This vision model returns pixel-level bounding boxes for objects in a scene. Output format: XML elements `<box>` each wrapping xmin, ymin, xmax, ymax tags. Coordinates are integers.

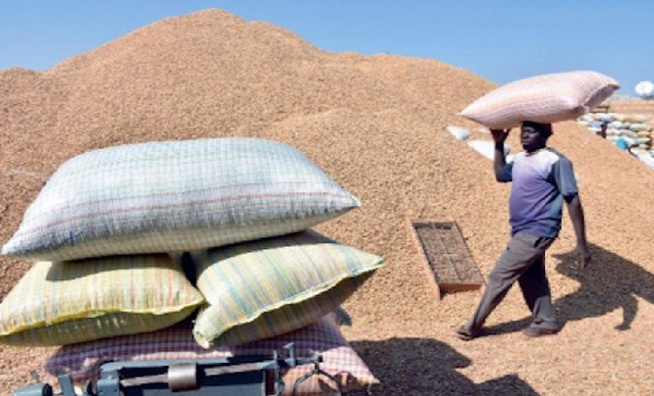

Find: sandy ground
<box><xmin>2</xmin><ymin>9</ymin><xmax>654</xmax><ymax>395</ymax></box>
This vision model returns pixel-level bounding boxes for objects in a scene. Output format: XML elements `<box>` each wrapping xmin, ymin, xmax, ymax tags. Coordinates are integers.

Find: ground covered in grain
<box><xmin>1</xmin><ymin>9</ymin><xmax>653</xmax><ymax>396</ymax></box>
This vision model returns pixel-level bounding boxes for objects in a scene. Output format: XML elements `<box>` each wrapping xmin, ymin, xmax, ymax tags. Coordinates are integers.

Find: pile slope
<box><xmin>611</xmin><ymin>99</ymin><xmax>654</xmax><ymax>115</ymax></box>
<box><xmin>1</xmin><ymin>9</ymin><xmax>653</xmax><ymax>395</ymax></box>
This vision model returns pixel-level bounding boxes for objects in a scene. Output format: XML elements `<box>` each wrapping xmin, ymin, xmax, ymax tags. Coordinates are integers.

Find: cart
<box><xmin>12</xmin><ymin>343</ymin><xmax>342</xmax><ymax>396</ymax></box>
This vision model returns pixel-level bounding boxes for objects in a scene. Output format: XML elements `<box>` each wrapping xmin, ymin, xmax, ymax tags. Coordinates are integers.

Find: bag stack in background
<box><xmin>0</xmin><ymin>137</ymin><xmax>384</xmax><ymax>395</ymax></box>
<box><xmin>577</xmin><ymin>112</ymin><xmax>654</xmax><ymax>170</ymax></box>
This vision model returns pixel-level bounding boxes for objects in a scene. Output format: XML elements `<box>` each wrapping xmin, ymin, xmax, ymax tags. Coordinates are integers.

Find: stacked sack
<box><xmin>577</xmin><ymin>112</ymin><xmax>654</xmax><ymax>170</ymax></box>
<box><xmin>578</xmin><ymin>112</ymin><xmax>653</xmax><ymax>152</ymax></box>
<box><xmin>0</xmin><ymin>138</ymin><xmax>384</xmax><ymax>395</ymax></box>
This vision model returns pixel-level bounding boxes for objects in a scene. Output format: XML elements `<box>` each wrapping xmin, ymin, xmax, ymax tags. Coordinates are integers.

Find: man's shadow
<box><xmin>349</xmin><ymin>338</ymin><xmax>539</xmax><ymax>396</ymax></box>
<box><xmin>487</xmin><ymin>243</ymin><xmax>654</xmax><ymax>334</ymax></box>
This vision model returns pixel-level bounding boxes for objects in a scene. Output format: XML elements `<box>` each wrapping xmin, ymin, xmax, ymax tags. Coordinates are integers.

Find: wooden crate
<box><xmin>409</xmin><ymin>220</ymin><xmax>484</xmax><ymax>299</ymax></box>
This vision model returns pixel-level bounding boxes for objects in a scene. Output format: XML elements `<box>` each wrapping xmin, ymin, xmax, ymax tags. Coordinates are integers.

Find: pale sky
<box><xmin>1</xmin><ymin>1</ymin><xmax>652</xmax><ymax>96</ymax></box>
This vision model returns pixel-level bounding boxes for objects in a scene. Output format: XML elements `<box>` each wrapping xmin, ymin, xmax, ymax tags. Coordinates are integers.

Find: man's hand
<box><xmin>491</xmin><ymin>129</ymin><xmax>510</xmax><ymax>143</ymax></box>
<box><xmin>566</xmin><ymin>195</ymin><xmax>590</xmax><ymax>269</ymax></box>
<box><xmin>576</xmin><ymin>244</ymin><xmax>591</xmax><ymax>269</ymax></box>
<box><xmin>491</xmin><ymin>129</ymin><xmax>510</xmax><ymax>181</ymax></box>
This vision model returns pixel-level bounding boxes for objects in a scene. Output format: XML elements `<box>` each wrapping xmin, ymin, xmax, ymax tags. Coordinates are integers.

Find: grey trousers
<box><xmin>466</xmin><ymin>232</ymin><xmax>558</xmax><ymax>331</ymax></box>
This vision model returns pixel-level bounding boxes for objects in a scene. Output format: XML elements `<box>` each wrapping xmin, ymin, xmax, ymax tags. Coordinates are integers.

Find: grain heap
<box><xmin>2</xmin><ymin>9</ymin><xmax>654</xmax><ymax>396</ymax></box>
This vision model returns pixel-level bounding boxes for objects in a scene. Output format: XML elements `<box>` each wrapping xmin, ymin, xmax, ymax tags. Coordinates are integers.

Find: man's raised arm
<box><xmin>491</xmin><ymin>129</ymin><xmax>510</xmax><ymax>181</ymax></box>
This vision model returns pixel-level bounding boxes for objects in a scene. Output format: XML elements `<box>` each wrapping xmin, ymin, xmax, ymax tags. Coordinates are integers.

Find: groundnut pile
<box><xmin>2</xmin><ymin>9</ymin><xmax>654</xmax><ymax>396</ymax></box>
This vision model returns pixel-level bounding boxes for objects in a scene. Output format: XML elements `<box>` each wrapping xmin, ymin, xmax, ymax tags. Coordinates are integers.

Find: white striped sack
<box><xmin>2</xmin><ymin>138</ymin><xmax>360</xmax><ymax>261</ymax></box>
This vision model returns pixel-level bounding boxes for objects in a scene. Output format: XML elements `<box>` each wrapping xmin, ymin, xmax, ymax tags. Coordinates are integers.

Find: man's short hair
<box><xmin>522</xmin><ymin>121</ymin><xmax>553</xmax><ymax>137</ymax></box>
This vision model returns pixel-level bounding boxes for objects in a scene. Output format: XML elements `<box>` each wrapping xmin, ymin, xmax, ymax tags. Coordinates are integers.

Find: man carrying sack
<box><xmin>457</xmin><ymin>121</ymin><xmax>591</xmax><ymax>340</ymax></box>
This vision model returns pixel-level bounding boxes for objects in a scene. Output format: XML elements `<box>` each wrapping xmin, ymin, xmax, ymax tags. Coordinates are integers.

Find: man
<box><xmin>598</xmin><ymin>120</ymin><xmax>608</xmax><ymax>139</ymax></box>
<box><xmin>457</xmin><ymin>121</ymin><xmax>591</xmax><ymax>340</ymax></box>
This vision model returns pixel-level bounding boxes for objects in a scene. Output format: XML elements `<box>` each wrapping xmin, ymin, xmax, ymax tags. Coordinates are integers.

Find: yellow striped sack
<box><xmin>0</xmin><ymin>254</ymin><xmax>204</xmax><ymax>346</ymax></box>
<box><xmin>191</xmin><ymin>231</ymin><xmax>385</xmax><ymax>348</ymax></box>
<box><xmin>460</xmin><ymin>71</ymin><xmax>620</xmax><ymax>129</ymax></box>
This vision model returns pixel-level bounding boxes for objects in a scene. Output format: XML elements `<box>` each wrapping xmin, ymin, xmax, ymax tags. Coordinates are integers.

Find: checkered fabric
<box><xmin>2</xmin><ymin>138</ymin><xmax>360</xmax><ymax>261</ymax></box>
<box><xmin>460</xmin><ymin>71</ymin><xmax>619</xmax><ymax>129</ymax></box>
<box><xmin>45</xmin><ymin>314</ymin><xmax>379</xmax><ymax>396</ymax></box>
<box><xmin>0</xmin><ymin>255</ymin><xmax>204</xmax><ymax>346</ymax></box>
<box><xmin>191</xmin><ymin>231</ymin><xmax>384</xmax><ymax>348</ymax></box>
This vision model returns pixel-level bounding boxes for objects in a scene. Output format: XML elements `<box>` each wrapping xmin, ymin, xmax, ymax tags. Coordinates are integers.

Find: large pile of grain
<box><xmin>2</xmin><ymin>9</ymin><xmax>654</xmax><ymax>395</ymax></box>
<box><xmin>611</xmin><ymin>99</ymin><xmax>654</xmax><ymax>115</ymax></box>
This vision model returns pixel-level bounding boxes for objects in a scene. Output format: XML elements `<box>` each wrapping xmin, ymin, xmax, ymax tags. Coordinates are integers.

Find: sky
<box><xmin>1</xmin><ymin>1</ymin><xmax>652</xmax><ymax>96</ymax></box>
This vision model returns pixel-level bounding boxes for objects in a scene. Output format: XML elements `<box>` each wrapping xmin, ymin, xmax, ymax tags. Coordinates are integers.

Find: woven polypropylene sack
<box><xmin>191</xmin><ymin>231</ymin><xmax>384</xmax><ymax>348</ymax></box>
<box><xmin>446</xmin><ymin>126</ymin><xmax>470</xmax><ymax>141</ymax></box>
<box><xmin>630</xmin><ymin>123</ymin><xmax>652</xmax><ymax>132</ymax></box>
<box><xmin>45</xmin><ymin>314</ymin><xmax>378</xmax><ymax>396</ymax></box>
<box><xmin>460</xmin><ymin>71</ymin><xmax>620</xmax><ymax>129</ymax></box>
<box><xmin>2</xmin><ymin>138</ymin><xmax>360</xmax><ymax>261</ymax></box>
<box><xmin>467</xmin><ymin>140</ymin><xmax>511</xmax><ymax>161</ymax></box>
<box><xmin>0</xmin><ymin>255</ymin><xmax>204</xmax><ymax>346</ymax></box>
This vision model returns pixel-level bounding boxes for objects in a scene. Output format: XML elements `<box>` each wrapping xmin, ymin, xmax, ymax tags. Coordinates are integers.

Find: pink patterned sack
<box><xmin>45</xmin><ymin>314</ymin><xmax>378</xmax><ymax>395</ymax></box>
<box><xmin>460</xmin><ymin>71</ymin><xmax>620</xmax><ymax>129</ymax></box>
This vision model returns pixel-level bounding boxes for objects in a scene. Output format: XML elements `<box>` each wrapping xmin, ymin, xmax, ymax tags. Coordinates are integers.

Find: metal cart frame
<box><xmin>12</xmin><ymin>343</ymin><xmax>343</xmax><ymax>396</ymax></box>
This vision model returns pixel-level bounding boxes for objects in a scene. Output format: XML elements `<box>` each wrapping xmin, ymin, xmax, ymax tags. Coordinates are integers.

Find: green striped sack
<box><xmin>2</xmin><ymin>138</ymin><xmax>360</xmax><ymax>261</ymax></box>
<box><xmin>191</xmin><ymin>231</ymin><xmax>384</xmax><ymax>348</ymax></box>
<box><xmin>0</xmin><ymin>255</ymin><xmax>204</xmax><ymax>346</ymax></box>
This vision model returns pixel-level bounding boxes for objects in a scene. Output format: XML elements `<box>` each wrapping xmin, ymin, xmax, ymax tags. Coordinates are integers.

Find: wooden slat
<box><xmin>409</xmin><ymin>220</ymin><xmax>484</xmax><ymax>299</ymax></box>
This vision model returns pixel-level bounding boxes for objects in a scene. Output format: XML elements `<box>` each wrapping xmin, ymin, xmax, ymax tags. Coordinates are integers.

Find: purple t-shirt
<box><xmin>499</xmin><ymin>148</ymin><xmax>578</xmax><ymax>238</ymax></box>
